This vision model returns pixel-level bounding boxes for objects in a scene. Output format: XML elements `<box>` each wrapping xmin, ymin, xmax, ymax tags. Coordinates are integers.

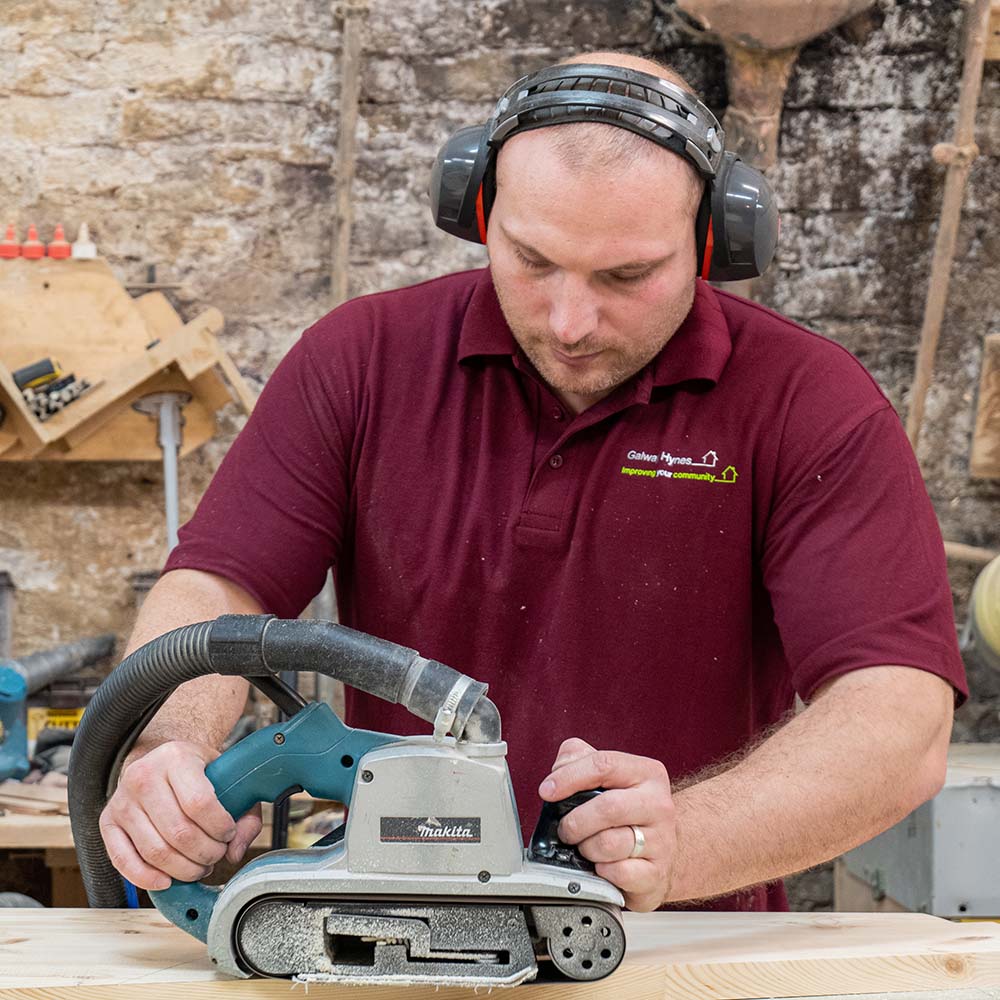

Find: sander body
<box><xmin>69</xmin><ymin>616</ymin><xmax>626</xmax><ymax>987</ymax></box>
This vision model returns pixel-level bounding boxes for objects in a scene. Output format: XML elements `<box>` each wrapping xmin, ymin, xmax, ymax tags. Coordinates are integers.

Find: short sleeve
<box><xmin>761</xmin><ymin>404</ymin><xmax>967</xmax><ymax>703</ymax></box>
<box><xmin>163</xmin><ymin>308</ymin><xmax>367</xmax><ymax>619</ymax></box>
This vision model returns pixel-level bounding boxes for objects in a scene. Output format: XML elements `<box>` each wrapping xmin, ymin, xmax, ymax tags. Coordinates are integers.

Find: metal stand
<box><xmin>132</xmin><ymin>391</ymin><xmax>192</xmax><ymax>552</ymax></box>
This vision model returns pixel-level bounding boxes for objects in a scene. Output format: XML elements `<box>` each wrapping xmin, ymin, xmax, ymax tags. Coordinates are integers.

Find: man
<box><xmin>99</xmin><ymin>52</ymin><xmax>965</xmax><ymax>913</ymax></box>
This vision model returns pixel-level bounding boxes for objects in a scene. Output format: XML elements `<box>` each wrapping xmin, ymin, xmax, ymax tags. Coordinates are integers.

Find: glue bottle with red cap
<box><xmin>47</xmin><ymin>224</ymin><xmax>71</xmax><ymax>259</ymax></box>
<box><xmin>21</xmin><ymin>225</ymin><xmax>44</xmax><ymax>260</ymax></box>
<box><xmin>0</xmin><ymin>225</ymin><xmax>19</xmax><ymax>259</ymax></box>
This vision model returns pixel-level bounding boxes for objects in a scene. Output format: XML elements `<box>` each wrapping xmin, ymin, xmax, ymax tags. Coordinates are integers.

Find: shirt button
<box><xmin>552</xmin><ymin>407</ymin><xmax>564</xmax><ymax>421</ymax></box>
<box><xmin>549</xmin><ymin>454</ymin><xmax>564</xmax><ymax>469</ymax></box>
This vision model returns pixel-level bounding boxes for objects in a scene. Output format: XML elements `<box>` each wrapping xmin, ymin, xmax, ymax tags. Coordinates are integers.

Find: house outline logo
<box><xmin>618</xmin><ymin>446</ymin><xmax>740</xmax><ymax>487</ymax></box>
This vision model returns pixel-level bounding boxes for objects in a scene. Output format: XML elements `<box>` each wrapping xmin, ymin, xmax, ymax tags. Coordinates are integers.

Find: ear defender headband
<box><xmin>429</xmin><ymin>64</ymin><xmax>779</xmax><ymax>282</ymax></box>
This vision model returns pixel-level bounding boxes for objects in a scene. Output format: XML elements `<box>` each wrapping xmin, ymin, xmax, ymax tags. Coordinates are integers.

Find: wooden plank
<box><xmin>0</xmin><ymin>258</ymin><xmax>155</xmax><ymax>375</ymax></box>
<box><xmin>987</xmin><ymin>0</ymin><xmax>1000</xmax><ymax>61</ymax></box>
<box><xmin>133</xmin><ymin>292</ymin><xmax>184</xmax><ymax>340</ymax></box>
<box><xmin>189</xmin><ymin>369</ymin><xmax>236</xmax><ymax>413</ymax></box>
<box><xmin>1</xmin><ymin>910</ymin><xmax>1000</xmax><ymax>998</ymax></box>
<box><xmin>52</xmin><ymin>369</ymin><xmax>218</xmax><ymax>460</ymax></box>
<box><xmin>135</xmin><ymin>298</ymin><xmax>251</xmax><ymax>414</ymax></box>
<box><xmin>0</xmin><ymin>787</ymin><xmax>69</xmax><ymax>815</ymax></box>
<box><xmin>0</xmin><ymin>796</ymin><xmax>61</xmax><ymax>815</ymax></box>
<box><xmin>0</xmin><ymin>781</ymin><xmax>69</xmax><ymax>805</ymax></box>
<box><xmin>214</xmin><ymin>350</ymin><xmax>255</xmax><ymax>413</ymax></box>
<box><xmin>0</xmin><ymin>362</ymin><xmax>49</xmax><ymax>456</ymax></box>
<box><xmin>0</xmin><ymin>811</ymin><xmax>275</xmax><ymax>852</ymax></box>
<box><xmin>48</xmin><ymin>861</ymin><xmax>90</xmax><ymax>909</ymax></box>
<box><xmin>946</xmin><ymin>742</ymin><xmax>1000</xmax><ymax>783</ymax></box>
<box><xmin>0</xmin><ymin>813</ymin><xmax>74</xmax><ymax>849</ymax></box>
<box><xmin>834</xmin><ymin>859</ymin><xmax>910</xmax><ymax>913</ymax></box>
<box><xmin>971</xmin><ymin>333</ymin><xmax>1000</xmax><ymax>478</ymax></box>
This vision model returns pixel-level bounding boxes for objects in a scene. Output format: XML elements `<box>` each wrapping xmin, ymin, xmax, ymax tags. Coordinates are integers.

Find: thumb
<box><xmin>225</xmin><ymin>803</ymin><xmax>263</xmax><ymax>865</ymax></box>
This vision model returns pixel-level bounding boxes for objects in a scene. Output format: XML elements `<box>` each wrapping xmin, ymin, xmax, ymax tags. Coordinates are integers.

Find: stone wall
<box><xmin>0</xmin><ymin>0</ymin><xmax>997</xmax><ymax>910</ymax></box>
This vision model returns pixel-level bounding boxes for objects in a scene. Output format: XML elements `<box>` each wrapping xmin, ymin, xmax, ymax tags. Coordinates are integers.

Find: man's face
<box><xmin>488</xmin><ymin>129</ymin><xmax>699</xmax><ymax>414</ymax></box>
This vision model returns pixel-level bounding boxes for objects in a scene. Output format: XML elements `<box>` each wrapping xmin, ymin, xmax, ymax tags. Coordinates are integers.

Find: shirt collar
<box><xmin>458</xmin><ymin>268</ymin><xmax>732</xmax><ymax>391</ymax></box>
<box><xmin>648</xmin><ymin>277</ymin><xmax>732</xmax><ymax>389</ymax></box>
<box><xmin>457</xmin><ymin>269</ymin><xmax>518</xmax><ymax>362</ymax></box>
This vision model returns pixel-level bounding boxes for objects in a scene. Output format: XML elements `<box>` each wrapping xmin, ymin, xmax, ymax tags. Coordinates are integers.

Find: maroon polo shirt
<box><xmin>166</xmin><ymin>268</ymin><xmax>966</xmax><ymax>911</ymax></box>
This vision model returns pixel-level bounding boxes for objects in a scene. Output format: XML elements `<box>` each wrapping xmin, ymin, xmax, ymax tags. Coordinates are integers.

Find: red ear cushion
<box><xmin>700</xmin><ymin>218</ymin><xmax>714</xmax><ymax>280</ymax></box>
<box><xmin>475</xmin><ymin>183</ymin><xmax>488</xmax><ymax>244</ymax></box>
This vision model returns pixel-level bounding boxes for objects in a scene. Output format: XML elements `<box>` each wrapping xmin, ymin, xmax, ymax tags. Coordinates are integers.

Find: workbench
<box><xmin>0</xmin><ymin>807</ymin><xmax>276</xmax><ymax>907</ymax></box>
<box><xmin>2</xmin><ymin>910</ymin><xmax>1000</xmax><ymax>999</ymax></box>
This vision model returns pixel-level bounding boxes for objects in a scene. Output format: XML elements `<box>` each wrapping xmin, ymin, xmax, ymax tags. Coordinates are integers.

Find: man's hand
<box><xmin>538</xmin><ymin>737</ymin><xmax>676</xmax><ymax>912</ymax></box>
<box><xmin>99</xmin><ymin>740</ymin><xmax>262</xmax><ymax>891</ymax></box>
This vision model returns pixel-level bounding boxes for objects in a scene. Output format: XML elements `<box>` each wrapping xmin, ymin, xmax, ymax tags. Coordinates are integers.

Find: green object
<box><xmin>964</xmin><ymin>555</ymin><xmax>1000</xmax><ymax>672</ymax></box>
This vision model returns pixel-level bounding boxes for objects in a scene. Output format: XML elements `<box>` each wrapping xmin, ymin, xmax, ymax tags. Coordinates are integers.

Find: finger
<box><xmin>100</xmin><ymin>815</ymin><xmax>171</xmax><ymax>892</ymax></box>
<box><xmin>552</xmin><ymin>737</ymin><xmax>597</xmax><ymax>770</ymax></box>
<box><xmin>542</xmin><ymin>750</ymin><xmax>647</xmax><ymax>802</ymax></box>
<box><xmin>226</xmin><ymin>806</ymin><xmax>263</xmax><ymax>865</ymax></box>
<box><xmin>556</xmin><ymin>788</ymin><xmax>640</xmax><ymax>843</ymax></box>
<box><xmin>126</xmin><ymin>804</ymin><xmax>215</xmax><ymax>883</ymax></box>
<box><xmin>594</xmin><ymin>859</ymin><xmax>664</xmax><ymax>912</ymax></box>
<box><xmin>118</xmin><ymin>751</ymin><xmax>229</xmax><ymax>863</ymax></box>
<box><xmin>143</xmin><ymin>784</ymin><xmax>230</xmax><ymax>868</ymax></box>
<box><xmin>575</xmin><ymin>825</ymin><xmax>639</xmax><ymax>864</ymax></box>
<box><xmin>166</xmin><ymin>765</ymin><xmax>237</xmax><ymax>844</ymax></box>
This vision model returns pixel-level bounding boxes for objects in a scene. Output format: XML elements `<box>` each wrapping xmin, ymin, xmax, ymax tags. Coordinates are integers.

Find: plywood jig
<box><xmin>0</xmin><ymin>257</ymin><xmax>254</xmax><ymax>461</ymax></box>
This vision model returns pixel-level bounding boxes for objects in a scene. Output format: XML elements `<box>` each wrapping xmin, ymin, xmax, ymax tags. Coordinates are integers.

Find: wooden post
<box><xmin>905</xmin><ymin>0</ymin><xmax>993</xmax><ymax>451</ymax></box>
<box><xmin>330</xmin><ymin>0</ymin><xmax>368</xmax><ymax>310</ymax></box>
<box><xmin>944</xmin><ymin>538</ymin><xmax>999</xmax><ymax>565</ymax></box>
<box><xmin>721</xmin><ymin>44</ymin><xmax>800</xmax><ymax>172</ymax></box>
<box><xmin>970</xmin><ymin>331</ymin><xmax>1000</xmax><ymax>477</ymax></box>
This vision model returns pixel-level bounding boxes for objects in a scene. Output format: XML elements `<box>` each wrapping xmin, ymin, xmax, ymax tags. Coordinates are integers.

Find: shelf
<box><xmin>0</xmin><ymin>257</ymin><xmax>254</xmax><ymax>461</ymax></box>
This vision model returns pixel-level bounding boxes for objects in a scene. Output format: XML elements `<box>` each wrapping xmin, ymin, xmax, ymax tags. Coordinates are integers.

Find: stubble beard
<box><xmin>495</xmin><ymin>279</ymin><xmax>696</xmax><ymax>405</ymax></box>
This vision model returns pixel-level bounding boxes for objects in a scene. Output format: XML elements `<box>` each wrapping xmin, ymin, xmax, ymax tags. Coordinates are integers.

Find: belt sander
<box><xmin>68</xmin><ymin>615</ymin><xmax>626</xmax><ymax>986</ymax></box>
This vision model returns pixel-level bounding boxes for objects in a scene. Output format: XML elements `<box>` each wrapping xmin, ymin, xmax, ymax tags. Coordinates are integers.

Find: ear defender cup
<box><xmin>429</xmin><ymin>64</ymin><xmax>780</xmax><ymax>278</ymax></box>
<box><xmin>702</xmin><ymin>153</ymin><xmax>779</xmax><ymax>282</ymax></box>
<box><xmin>429</xmin><ymin>124</ymin><xmax>491</xmax><ymax>243</ymax></box>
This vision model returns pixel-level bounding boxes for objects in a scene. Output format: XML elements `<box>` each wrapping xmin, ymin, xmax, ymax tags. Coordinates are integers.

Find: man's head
<box><xmin>488</xmin><ymin>52</ymin><xmax>704</xmax><ymax>415</ymax></box>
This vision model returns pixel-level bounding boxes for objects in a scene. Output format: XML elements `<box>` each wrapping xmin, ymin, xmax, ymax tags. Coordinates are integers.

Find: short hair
<box><xmin>541</xmin><ymin>53</ymin><xmax>706</xmax><ymax>217</ymax></box>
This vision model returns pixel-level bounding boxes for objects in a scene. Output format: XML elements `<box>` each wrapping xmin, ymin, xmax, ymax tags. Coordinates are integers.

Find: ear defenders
<box><xmin>429</xmin><ymin>63</ymin><xmax>779</xmax><ymax>282</ymax></box>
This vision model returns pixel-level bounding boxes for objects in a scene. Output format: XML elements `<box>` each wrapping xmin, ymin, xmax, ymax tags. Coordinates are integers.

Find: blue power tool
<box><xmin>69</xmin><ymin>616</ymin><xmax>626</xmax><ymax>987</ymax></box>
<box><xmin>0</xmin><ymin>634</ymin><xmax>115</xmax><ymax>780</ymax></box>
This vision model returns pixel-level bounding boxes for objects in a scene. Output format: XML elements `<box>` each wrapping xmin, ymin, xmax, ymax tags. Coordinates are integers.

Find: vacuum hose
<box><xmin>68</xmin><ymin>614</ymin><xmax>501</xmax><ymax>908</ymax></box>
<box><xmin>3</xmin><ymin>633</ymin><xmax>116</xmax><ymax>694</ymax></box>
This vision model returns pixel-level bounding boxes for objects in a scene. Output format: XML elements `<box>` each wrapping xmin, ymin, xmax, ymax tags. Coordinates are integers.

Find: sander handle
<box><xmin>149</xmin><ymin>700</ymin><xmax>399</xmax><ymax>942</ymax></box>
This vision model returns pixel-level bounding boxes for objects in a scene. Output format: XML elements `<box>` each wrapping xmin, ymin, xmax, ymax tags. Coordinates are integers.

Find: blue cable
<box><xmin>123</xmin><ymin>878</ymin><xmax>139</xmax><ymax>908</ymax></box>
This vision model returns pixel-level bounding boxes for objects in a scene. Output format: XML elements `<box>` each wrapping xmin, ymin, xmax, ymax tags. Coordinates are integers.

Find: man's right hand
<box><xmin>99</xmin><ymin>740</ymin><xmax>263</xmax><ymax>891</ymax></box>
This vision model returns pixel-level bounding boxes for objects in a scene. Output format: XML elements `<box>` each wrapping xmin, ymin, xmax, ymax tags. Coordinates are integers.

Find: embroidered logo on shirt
<box><xmin>620</xmin><ymin>448</ymin><xmax>739</xmax><ymax>485</ymax></box>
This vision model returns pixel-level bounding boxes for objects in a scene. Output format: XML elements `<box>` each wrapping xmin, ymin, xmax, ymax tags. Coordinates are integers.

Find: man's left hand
<box><xmin>538</xmin><ymin>738</ymin><xmax>676</xmax><ymax>912</ymax></box>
